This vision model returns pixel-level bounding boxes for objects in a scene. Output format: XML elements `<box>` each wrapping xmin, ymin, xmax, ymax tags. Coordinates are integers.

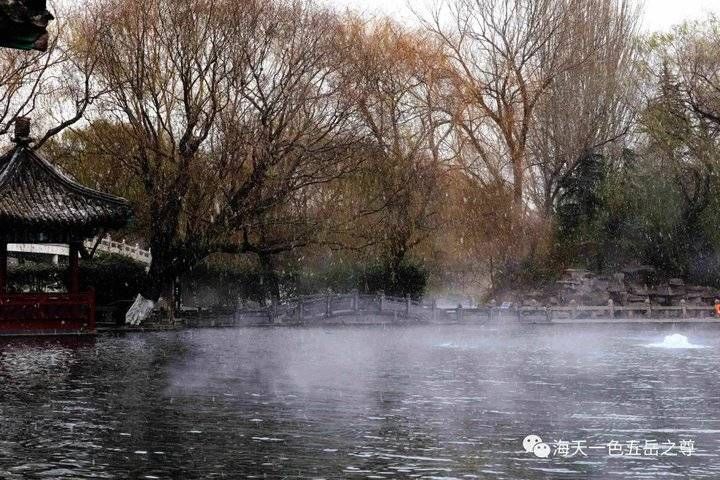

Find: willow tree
<box><xmin>331</xmin><ymin>17</ymin><xmax>450</xmax><ymax>282</ymax></box>
<box><xmin>75</xmin><ymin>0</ymin><xmax>361</xmax><ymax>301</ymax></box>
<box><xmin>77</xmin><ymin>0</ymin><xmax>243</xmax><ymax>300</ymax></box>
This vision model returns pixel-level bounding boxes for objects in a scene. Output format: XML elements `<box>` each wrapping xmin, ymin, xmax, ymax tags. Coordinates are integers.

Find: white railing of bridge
<box><xmin>7</xmin><ymin>235</ymin><xmax>152</xmax><ymax>265</ymax></box>
<box><xmin>88</xmin><ymin>236</ymin><xmax>152</xmax><ymax>265</ymax></box>
<box><xmin>7</xmin><ymin>243</ymin><xmax>69</xmax><ymax>257</ymax></box>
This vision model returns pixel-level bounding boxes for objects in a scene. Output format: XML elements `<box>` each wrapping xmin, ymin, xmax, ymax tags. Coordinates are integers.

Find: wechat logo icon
<box><xmin>523</xmin><ymin>434</ymin><xmax>551</xmax><ymax>458</ymax></box>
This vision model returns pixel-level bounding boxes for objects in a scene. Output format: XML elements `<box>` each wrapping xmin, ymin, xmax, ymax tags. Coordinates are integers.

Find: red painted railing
<box><xmin>0</xmin><ymin>291</ymin><xmax>96</xmax><ymax>334</ymax></box>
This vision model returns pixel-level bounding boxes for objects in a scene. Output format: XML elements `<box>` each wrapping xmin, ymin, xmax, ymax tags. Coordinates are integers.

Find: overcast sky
<box><xmin>322</xmin><ymin>0</ymin><xmax>720</xmax><ymax>32</ymax></box>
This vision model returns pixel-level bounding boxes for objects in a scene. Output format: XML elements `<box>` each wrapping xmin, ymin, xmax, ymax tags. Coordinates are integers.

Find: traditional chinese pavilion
<box><xmin>0</xmin><ymin>118</ymin><xmax>132</xmax><ymax>334</ymax></box>
<box><xmin>0</xmin><ymin>0</ymin><xmax>53</xmax><ymax>51</ymax></box>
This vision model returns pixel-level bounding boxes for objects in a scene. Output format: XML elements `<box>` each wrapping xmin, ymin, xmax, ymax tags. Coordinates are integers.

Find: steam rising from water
<box><xmin>2</xmin><ymin>326</ymin><xmax>720</xmax><ymax>478</ymax></box>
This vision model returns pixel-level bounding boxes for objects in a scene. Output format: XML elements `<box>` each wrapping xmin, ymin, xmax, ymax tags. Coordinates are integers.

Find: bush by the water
<box><xmin>8</xmin><ymin>253</ymin><xmax>146</xmax><ymax>305</ymax></box>
<box><xmin>79</xmin><ymin>254</ymin><xmax>146</xmax><ymax>305</ymax></box>
<box><xmin>358</xmin><ymin>262</ymin><xmax>427</xmax><ymax>299</ymax></box>
<box><xmin>182</xmin><ymin>255</ymin><xmax>428</xmax><ymax>306</ymax></box>
<box><xmin>285</xmin><ymin>260</ymin><xmax>427</xmax><ymax>299</ymax></box>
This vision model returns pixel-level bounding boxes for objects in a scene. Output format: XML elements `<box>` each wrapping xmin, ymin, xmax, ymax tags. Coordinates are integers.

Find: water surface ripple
<box><xmin>0</xmin><ymin>325</ymin><xmax>718</xmax><ymax>479</ymax></box>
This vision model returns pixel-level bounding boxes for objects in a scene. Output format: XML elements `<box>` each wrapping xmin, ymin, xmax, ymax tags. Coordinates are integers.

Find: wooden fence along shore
<box><xmin>180</xmin><ymin>292</ymin><xmax>720</xmax><ymax>328</ymax></box>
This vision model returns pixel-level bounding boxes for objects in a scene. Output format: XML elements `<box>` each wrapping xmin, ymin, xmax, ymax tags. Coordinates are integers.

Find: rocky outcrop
<box><xmin>510</xmin><ymin>265</ymin><xmax>719</xmax><ymax>307</ymax></box>
<box><xmin>549</xmin><ymin>267</ymin><xmax>719</xmax><ymax>306</ymax></box>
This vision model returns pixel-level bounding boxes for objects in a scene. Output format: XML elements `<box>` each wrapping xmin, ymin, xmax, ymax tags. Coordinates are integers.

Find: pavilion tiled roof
<box><xmin>0</xmin><ymin>0</ymin><xmax>54</xmax><ymax>51</ymax></box>
<box><xmin>0</xmin><ymin>145</ymin><xmax>132</xmax><ymax>235</ymax></box>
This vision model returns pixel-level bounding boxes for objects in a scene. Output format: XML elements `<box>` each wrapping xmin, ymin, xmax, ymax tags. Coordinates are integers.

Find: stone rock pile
<box><xmin>521</xmin><ymin>266</ymin><xmax>719</xmax><ymax>307</ymax></box>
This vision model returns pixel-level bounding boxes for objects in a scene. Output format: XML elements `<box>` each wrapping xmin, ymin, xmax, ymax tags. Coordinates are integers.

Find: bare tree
<box><xmin>426</xmin><ymin>0</ymin><xmax>578</xmax><ymax>216</ymax></box>
<box><xmin>0</xmin><ymin>3</ymin><xmax>101</xmax><ymax>147</ymax></box>
<box><xmin>332</xmin><ymin>17</ymin><xmax>449</xmax><ymax>273</ymax></box>
<box><xmin>527</xmin><ymin>0</ymin><xmax>640</xmax><ymax>216</ymax></box>
<box><xmin>78</xmin><ymin>0</ymin><xmax>243</xmax><ymax>299</ymax></box>
<box><xmin>204</xmin><ymin>1</ymin><xmax>363</xmax><ymax>289</ymax></box>
<box><xmin>77</xmin><ymin>0</ymin><xmax>361</xmax><ymax>302</ymax></box>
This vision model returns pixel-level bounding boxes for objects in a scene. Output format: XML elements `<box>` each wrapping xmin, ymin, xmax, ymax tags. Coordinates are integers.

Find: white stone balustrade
<box><xmin>7</xmin><ymin>235</ymin><xmax>152</xmax><ymax>265</ymax></box>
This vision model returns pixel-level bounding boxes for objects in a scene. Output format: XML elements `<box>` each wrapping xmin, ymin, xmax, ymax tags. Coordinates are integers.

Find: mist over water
<box><xmin>0</xmin><ymin>325</ymin><xmax>718</xmax><ymax>478</ymax></box>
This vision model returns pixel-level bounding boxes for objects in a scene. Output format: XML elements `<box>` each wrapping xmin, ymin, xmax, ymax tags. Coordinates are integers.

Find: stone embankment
<box><xmin>516</xmin><ymin>266</ymin><xmax>719</xmax><ymax>308</ymax></box>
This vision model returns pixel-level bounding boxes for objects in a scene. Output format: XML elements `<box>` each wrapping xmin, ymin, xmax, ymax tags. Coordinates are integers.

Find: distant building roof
<box><xmin>0</xmin><ymin>142</ymin><xmax>132</xmax><ymax>242</ymax></box>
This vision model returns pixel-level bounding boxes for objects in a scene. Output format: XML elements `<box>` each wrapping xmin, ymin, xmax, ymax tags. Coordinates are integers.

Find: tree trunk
<box><xmin>384</xmin><ymin>246</ymin><xmax>408</xmax><ymax>296</ymax></box>
<box><xmin>143</xmin><ymin>195</ymin><xmax>184</xmax><ymax>304</ymax></box>
<box><xmin>258</xmin><ymin>253</ymin><xmax>280</xmax><ymax>303</ymax></box>
<box><xmin>144</xmin><ymin>257</ymin><xmax>172</xmax><ymax>301</ymax></box>
<box><xmin>511</xmin><ymin>151</ymin><xmax>524</xmax><ymax>218</ymax></box>
<box><xmin>143</xmin><ymin>255</ymin><xmax>176</xmax><ymax>321</ymax></box>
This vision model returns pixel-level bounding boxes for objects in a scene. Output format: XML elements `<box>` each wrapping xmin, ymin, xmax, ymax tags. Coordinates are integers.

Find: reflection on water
<box><xmin>0</xmin><ymin>325</ymin><xmax>719</xmax><ymax>478</ymax></box>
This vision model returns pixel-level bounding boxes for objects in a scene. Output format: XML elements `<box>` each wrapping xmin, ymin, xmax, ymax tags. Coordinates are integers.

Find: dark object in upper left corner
<box><xmin>0</xmin><ymin>0</ymin><xmax>54</xmax><ymax>52</ymax></box>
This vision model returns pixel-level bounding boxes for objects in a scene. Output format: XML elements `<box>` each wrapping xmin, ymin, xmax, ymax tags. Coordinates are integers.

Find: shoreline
<box><xmin>94</xmin><ymin>315</ymin><xmax>720</xmax><ymax>334</ymax></box>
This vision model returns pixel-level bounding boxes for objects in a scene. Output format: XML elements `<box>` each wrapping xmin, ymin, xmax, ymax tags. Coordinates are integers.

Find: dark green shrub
<box><xmin>8</xmin><ymin>253</ymin><xmax>146</xmax><ymax>305</ymax></box>
<box><xmin>79</xmin><ymin>254</ymin><xmax>147</xmax><ymax>305</ymax></box>
<box><xmin>182</xmin><ymin>256</ymin><xmax>364</xmax><ymax>305</ymax></box>
<box><xmin>182</xmin><ymin>259</ymin><xmax>267</xmax><ymax>306</ymax></box>
<box><xmin>180</xmin><ymin>254</ymin><xmax>429</xmax><ymax>306</ymax></box>
<box><xmin>8</xmin><ymin>263</ymin><xmax>63</xmax><ymax>293</ymax></box>
<box><xmin>359</xmin><ymin>261</ymin><xmax>427</xmax><ymax>299</ymax></box>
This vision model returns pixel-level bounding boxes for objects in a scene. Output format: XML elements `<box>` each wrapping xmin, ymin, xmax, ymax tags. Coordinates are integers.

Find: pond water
<box><xmin>1</xmin><ymin>324</ymin><xmax>720</xmax><ymax>479</ymax></box>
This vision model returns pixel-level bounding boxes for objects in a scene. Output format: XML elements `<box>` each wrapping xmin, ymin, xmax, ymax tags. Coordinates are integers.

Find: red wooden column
<box><xmin>0</xmin><ymin>242</ymin><xmax>6</xmax><ymax>293</ymax></box>
<box><xmin>68</xmin><ymin>242</ymin><xmax>80</xmax><ymax>294</ymax></box>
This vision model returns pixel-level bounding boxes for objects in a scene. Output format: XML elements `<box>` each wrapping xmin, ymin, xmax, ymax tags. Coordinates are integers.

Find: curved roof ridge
<box><xmin>0</xmin><ymin>146</ymin><xmax>130</xmax><ymax>207</ymax></box>
<box><xmin>0</xmin><ymin>145</ymin><xmax>133</xmax><ymax>235</ymax></box>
